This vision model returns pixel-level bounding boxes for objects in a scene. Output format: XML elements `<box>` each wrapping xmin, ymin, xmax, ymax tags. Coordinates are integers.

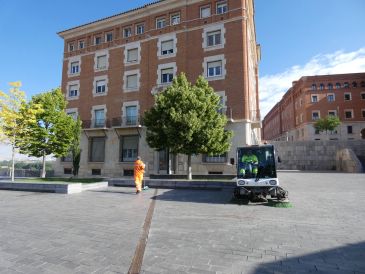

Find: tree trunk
<box><xmin>41</xmin><ymin>153</ymin><xmax>46</xmax><ymax>178</ymax></box>
<box><xmin>187</xmin><ymin>154</ymin><xmax>192</xmax><ymax>180</ymax></box>
<box><xmin>11</xmin><ymin>145</ymin><xmax>15</xmax><ymax>182</ymax></box>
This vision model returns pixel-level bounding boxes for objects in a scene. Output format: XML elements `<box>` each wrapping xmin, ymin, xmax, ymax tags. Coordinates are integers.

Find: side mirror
<box><xmin>277</xmin><ymin>156</ymin><xmax>282</xmax><ymax>163</ymax></box>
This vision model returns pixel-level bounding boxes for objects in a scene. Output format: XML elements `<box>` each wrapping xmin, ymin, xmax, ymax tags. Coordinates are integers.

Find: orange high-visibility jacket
<box><xmin>134</xmin><ymin>160</ymin><xmax>145</xmax><ymax>180</ymax></box>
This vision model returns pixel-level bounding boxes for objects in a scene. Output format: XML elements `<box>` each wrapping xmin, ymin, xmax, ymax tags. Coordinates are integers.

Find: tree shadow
<box><xmin>252</xmin><ymin>241</ymin><xmax>365</xmax><ymax>274</ymax></box>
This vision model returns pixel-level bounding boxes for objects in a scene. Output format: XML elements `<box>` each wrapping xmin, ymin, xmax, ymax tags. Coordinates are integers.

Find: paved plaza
<box><xmin>0</xmin><ymin>172</ymin><xmax>364</xmax><ymax>274</ymax></box>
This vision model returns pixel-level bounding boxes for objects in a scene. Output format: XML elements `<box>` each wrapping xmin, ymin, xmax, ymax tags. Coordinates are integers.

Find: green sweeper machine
<box><xmin>234</xmin><ymin>144</ymin><xmax>291</xmax><ymax>207</ymax></box>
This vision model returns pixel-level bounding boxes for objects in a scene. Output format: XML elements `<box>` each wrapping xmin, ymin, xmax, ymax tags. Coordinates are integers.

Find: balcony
<box><xmin>112</xmin><ymin>116</ymin><xmax>142</xmax><ymax>128</ymax></box>
<box><xmin>82</xmin><ymin>119</ymin><xmax>110</xmax><ymax>129</ymax></box>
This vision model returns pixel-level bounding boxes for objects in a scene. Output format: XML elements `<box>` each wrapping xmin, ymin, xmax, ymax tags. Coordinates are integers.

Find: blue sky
<box><xmin>0</xmin><ymin>0</ymin><xmax>365</xmax><ymax>159</ymax></box>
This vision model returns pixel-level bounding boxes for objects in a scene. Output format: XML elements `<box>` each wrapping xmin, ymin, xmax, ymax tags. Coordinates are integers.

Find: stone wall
<box><xmin>272</xmin><ymin>140</ymin><xmax>365</xmax><ymax>172</ymax></box>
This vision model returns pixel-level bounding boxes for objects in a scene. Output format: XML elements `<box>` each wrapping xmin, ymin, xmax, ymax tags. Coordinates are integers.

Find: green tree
<box><xmin>0</xmin><ymin>82</ymin><xmax>41</xmax><ymax>182</ymax></box>
<box><xmin>70</xmin><ymin>117</ymin><xmax>82</xmax><ymax>177</ymax></box>
<box><xmin>143</xmin><ymin>73</ymin><xmax>232</xmax><ymax>180</ymax></box>
<box><xmin>16</xmin><ymin>88</ymin><xmax>75</xmax><ymax>178</ymax></box>
<box><xmin>313</xmin><ymin>115</ymin><xmax>341</xmax><ymax>137</ymax></box>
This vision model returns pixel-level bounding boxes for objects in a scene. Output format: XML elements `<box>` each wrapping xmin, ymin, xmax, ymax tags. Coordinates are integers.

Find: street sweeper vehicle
<box><xmin>234</xmin><ymin>144</ymin><xmax>288</xmax><ymax>202</ymax></box>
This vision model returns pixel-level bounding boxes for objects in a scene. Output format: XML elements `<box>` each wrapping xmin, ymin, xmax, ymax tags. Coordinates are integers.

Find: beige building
<box><xmin>55</xmin><ymin>0</ymin><xmax>261</xmax><ymax>177</ymax></box>
<box><xmin>263</xmin><ymin>73</ymin><xmax>365</xmax><ymax>142</ymax></box>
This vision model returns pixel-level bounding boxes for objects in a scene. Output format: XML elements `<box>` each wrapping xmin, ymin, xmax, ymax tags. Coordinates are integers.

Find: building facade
<box><xmin>56</xmin><ymin>0</ymin><xmax>261</xmax><ymax>177</ymax></box>
<box><xmin>262</xmin><ymin>73</ymin><xmax>365</xmax><ymax>142</ymax></box>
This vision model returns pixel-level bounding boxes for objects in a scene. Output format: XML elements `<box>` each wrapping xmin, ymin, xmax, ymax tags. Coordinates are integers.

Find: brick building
<box><xmin>55</xmin><ymin>0</ymin><xmax>261</xmax><ymax>177</ymax></box>
<box><xmin>262</xmin><ymin>73</ymin><xmax>365</xmax><ymax>142</ymax></box>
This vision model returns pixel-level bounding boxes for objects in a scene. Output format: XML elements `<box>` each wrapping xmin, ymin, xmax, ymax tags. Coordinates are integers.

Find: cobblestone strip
<box><xmin>128</xmin><ymin>188</ymin><xmax>158</xmax><ymax>274</ymax></box>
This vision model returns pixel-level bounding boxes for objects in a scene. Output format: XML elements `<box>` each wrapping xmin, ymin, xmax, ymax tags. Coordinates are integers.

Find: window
<box><xmin>361</xmin><ymin>81</ymin><xmax>365</xmax><ymax>87</ymax></box>
<box><xmin>96</xmin><ymin>55</ymin><xmax>107</xmax><ymax>70</ymax></box>
<box><xmin>203</xmin><ymin>153</ymin><xmax>227</xmax><ymax>163</ymax></box>
<box><xmin>311</xmin><ymin>95</ymin><xmax>318</xmax><ymax>103</ymax></box>
<box><xmin>95</xmin><ymin>36</ymin><xmax>102</xmax><ymax>45</ymax></box>
<box><xmin>347</xmin><ymin>126</ymin><xmax>353</xmax><ymax>134</ymax></box>
<box><xmin>89</xmin><ymin>137</ymin><xmax>105</xmax><ymax>162</ymax></box>
<box><xmin>327</xmin><ymin>83</ymin><xmax>333</xmax><ymax>90</ymax></box>
<box><xmin>328</xmin><ymin>111</ymin><xmax>336</xmax><ymax>117</ymax></box>
<box><xmin>344</xmin><ymin>93</ymin><xmax>351</xmax><ymax>101</ymax></box>
<box><xmin>344</xmin><ymin>82</ymin><xmax>349</xmax><ymax>88</ymax></box>
<box><xmin>327</xmin><ymin>94</ymin><xmax>335</xmax><ymax>102</ymax></box>
<box><xmin>126</xmin><ymin>74</ymin><xmax>138</xmax><ymax>89</ymax></box>
<box><xmin>69</xmin><ymin>43</ymin><xmax>74</xmax><ymax>51</ymax></box>
<box><xmin>70</xmin><ymin>61</ymin><xmax>79</xmax><ymax>74</ymax></box>
<box><xmin>312</xmin><ymin>111</ymin><xmax>320</xmax><ymax>120</ymax></box>
<box><xmin>207</xmin><ymin>61</ymin><xmax>222</xmax><ymax>77</ymax></box>
<box><xmin>345</xmin><ymin>110</ymin><xmax>353</xmax><ymax>119</ymax></box>
<box><xmin>124</xmin><ymin>27</ymin><xmax>132</xmax><ymax>38</ymax></box>
<box><xmin>207</xmin><ymin>30</ymin><xmax>221</xmax><ymax>47</ymax></box>
<box><xmin>106</xmin><ymin>32</ymin><xmax>113</xmax><ymax>42</ymax></box>
<box><xmin>361</xmin><ymin>93</ymin><xmax>365</xmax><ymax>100</ymax></box>
<box><xmin>136</xmin><ymin>24</ymin><xmax>144</xmax><ymax>34</ymax></box>
<box><xmin>352</xmin><ymin>81</ymin><xmax>357</xmax><ymax>88</ymax></box>
<box><xmin>68</xmin><ymin>85</ymin><xmax>78</xmax><ymax>97</ymax></box>
<box><xmin>311</xmin><ymin>84</ymin><xmax>317</xmax><ymax>91</ymax></box>
<box><xmin>161</xmin><ymin>68</ymin><xmax>174</xmax><ymax>83</ymax></box>
<box><xmin>216</xmin><ymin>2</ymin><xmax>228</xmax><ymax>14</ymax></box>
<box><xmin>127</xmin><ymin>48</ymin><xmax>138</xmax><ymax>63</ymax></box>
<box><xmin>200</xmin><ymin>6</ymin><xmax>211</xmax><ymax>18</ymax></box>
<box><xmin>161</xmin><ymin>40</ymin><xmax>174</xmax><ymax>55</ymax></box>
<box><xmin>362</xmin><ymin>110</ymin><xmax>365</xmax><ymax>118</ymax></box>
<box><xmin>64</xmin><ymin>168</ymin><xmax>72</xmax><ymax>174</ymax></box>
<box><xmin>67</xmin><ymin>111</ymin><xmax>78</xmax><ymax>120</ymax></box>
<box><xmin>94</xmin><ymin>109</ymin><xmax>105</xmax><ymax>127</ymax></box>
<box><xmin>120</xmin><ymin>135</ymin><xmax>138</xmax><ymax>162</ymax></box>
<box><xmin>335</xmin><ymin>83</ymin><xmax>341</xmax><ymax>89</ymax></box>
<box><xmin>79</xmin><ymin>41</ymin><xmax>85</xmax><ymax>49</ymax></box>
<box><xmin>171</xmin><ymin>14</ymin><xmax>180</xmax><ymax>25</ymax></box>
<box><xmin>156</xmin><ymin>18</ymin><xmax>166</xmax><ymax>29</ymax></box>
<box><xmin>96</xmin><ymin>80</ymin><xmax>106</xmax><ymax>94</ymax></box>
<box><xmin>319</xmin><ymin>84</ymin><xmax>324</xmax><ymax>90</ymax></box>
<box><xmin>125</xmin><ymin>106</ymin><xmax>137</xmax><ymax>125</ymax></box>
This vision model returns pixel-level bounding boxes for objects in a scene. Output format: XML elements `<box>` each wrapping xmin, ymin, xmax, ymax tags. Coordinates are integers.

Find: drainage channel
<box><xmin>128</xmin><ymin>188</ymin><xmax>158</xmax><ymax>274</ymax></box>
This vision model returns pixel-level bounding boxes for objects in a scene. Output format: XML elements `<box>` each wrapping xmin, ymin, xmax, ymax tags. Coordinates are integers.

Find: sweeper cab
<box><xmin>234</xmin><ymin>144</ymin><xmax>288</xmax><ymax>201</ymax></box>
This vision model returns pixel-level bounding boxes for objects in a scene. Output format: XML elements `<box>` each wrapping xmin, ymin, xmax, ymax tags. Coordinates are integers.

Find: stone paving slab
<box><xmin>0</xmin><ymin>172</ymin><xmax>364</xmax><ymax>273</ymax></box>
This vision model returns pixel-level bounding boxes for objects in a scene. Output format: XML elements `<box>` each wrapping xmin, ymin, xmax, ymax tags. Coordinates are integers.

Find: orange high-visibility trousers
<box><xmin>134</xmin><ymin>160</ymin><xmax>145</xmax><ymax>192</ymax></box>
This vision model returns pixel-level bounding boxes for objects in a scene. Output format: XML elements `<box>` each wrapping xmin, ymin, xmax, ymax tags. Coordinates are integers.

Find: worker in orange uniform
<box><xmin>134</xmin><ymin>156</ymin><xmax>145</xmax><ymax>194</ymax></box>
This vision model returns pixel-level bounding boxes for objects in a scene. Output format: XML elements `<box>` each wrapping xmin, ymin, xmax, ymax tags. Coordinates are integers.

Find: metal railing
<box><xmin>112</xmin><ymin>116</ymin><xmax>141</xmax><ymax>127</ymax></box>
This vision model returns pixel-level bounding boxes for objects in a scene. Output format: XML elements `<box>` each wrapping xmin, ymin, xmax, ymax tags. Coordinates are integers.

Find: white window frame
<box><xmin>68</xmin><ymin>56</ymin><xmax>81</xmax><ymax>77</ymax></box>
<box><xmin>156</xmin><ymin>17</ymin><xmax>166</xmax><ymax>29</ymax></box>
<box><xmin>124</xmin><ymin>42</ymin><xmax>141</xmax><ymax>65</ymax></box>
<box><xmin>311</xmin><ymin>95</ymin><xmax>318</xmax><ymax>103</ymax></box>
<box><xmin>344</xmin><ymin>109</ymin><xmax>353</xmax><ymax>119</ymax></box>
<box><xmin>94</xmin><ymin>50</ymin><xmax>109</xmax><ymax>71</ymax></box>
<box><xmin>136</xmin><ymin>23</ymin><xmax>145</xmax><ymax>35</ymax></box>
<box><xmin>94</xmin><ymin>36</ymin><xmax>102</xmax><ymax>45</ymax></box>
<box><xmin>157</xmin><ymin>34</ymin><xmax>177</xmax><ymax>59</ymax></box>
<box><xmin>91</xmin><ymin>105</ymin><xmax>107</xmax><ymax>128</ymax></box>
<box><xmin>105</xmin><ymin>32</ymin><xmax>113</xmax><ymax>42</ymax></box>
<box><xmin>66</xmin><ymin>80</ymin><xmax>80</xmax><ymax>101</ymax></box>
<box><xmin>202</xmin><ymin>23</ymin><xmax>225</xmax><ymax>51</ymax></box>
<box><xmin>216</xmin><ymin>1</ymin><xmax>228</xmax><ymax>14</ymax></box>
<box><xmin>312</xmin><ymin>111</ymin><xmax>320</xmax><ymax>121</ymax></box>
<box><xmin>171</xmin><ymin>13</ymin><xmax>180</xmax><ymax>25</ymax></box>
<box><xmin>328</xmin><ymin>110</ymin><xmax>337</xmax><ymax>117</ymax></box>
<box><xmin>66</xmin><ymin>108</ymin><xmax>78</xmax><ymax>120</ymax></box>
<box><xmin>123</xmin><ymin>69</ymin><xmax>140</xmax><ymax>92</ymax></box>
<box><xmin>200</xmin><ymin>5</ymin><xmax>211</xmax><ymax>18</ymax></box>
<box><xmin>122</xmin><ymin>101</ymin><xmax>140</xmax><ymax>127</ymax></box>
<box><xmin>93</xmin><ymin>76</ymin><xmax>108</xmax><ymax>97</ymax></box>
<box><xmin>216</xmin><ymin>91</ymin><xmax>227</xmax><ymax>115</ymax></box>
<box><xmin>203</xmin><ymin>54</ymin><xmax>226</xmax><ymax>81</ymax></box>
<box><xmin>68</xmin><ymin>43</ymin><xmax>74</xmax><ymax>52</ymax></box>
<box><xmin>344</xmin><ymin>92</ymin><xmax>352</xmax><ymax>101</ymax></box>
<box><xmin>78</xmin><ymin>40</ymin><xmax>85</xmax><ymax>49</ymax></box>
<box><xmin>123</xmin><ymin>27</ymin><xmax>132</xmax><ymax>38</ymax></box>
<box><xmin>157</xmin><ymin>62</ymin><xmax>177</xmax><ymax>86</ymax></box>
<box><xmin>327</xmin><ymin>93</ymin><xmax>335</xmax><ymax>102</ymax></box>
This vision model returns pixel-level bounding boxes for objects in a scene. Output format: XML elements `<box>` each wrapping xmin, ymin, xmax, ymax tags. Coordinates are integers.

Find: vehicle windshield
<box><xmin>237</xmin><ymin>146</ymin><xmax>277</xmax><ymax>179</ymax></box>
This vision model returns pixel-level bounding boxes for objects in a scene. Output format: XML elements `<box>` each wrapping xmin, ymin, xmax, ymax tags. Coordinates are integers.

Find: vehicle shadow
<box><xmin>251</xmin><ymin>241</ymin><xmax>365</xmax><ymax>273</ymax></box>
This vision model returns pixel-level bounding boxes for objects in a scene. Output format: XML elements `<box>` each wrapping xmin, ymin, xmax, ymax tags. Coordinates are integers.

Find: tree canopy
<box><xmin>16</xmin><ymin>88</ymin><xmax>76</xmax><ymax>177</ymax></box>
<box><xmin>143</xmin><ymin>73</ymin><xmax>232</xmax><ymax>179</ymax></box>
<box><xmin>313</xmin><ymin>115</ymin><xmax>341</xmax><ymax>134</ymax></box>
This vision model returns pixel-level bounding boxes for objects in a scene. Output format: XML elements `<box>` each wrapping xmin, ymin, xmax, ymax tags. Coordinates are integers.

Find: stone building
<box><xmin>55</xmin><ymin>0</ymin><xmax>261</xmax><ymax>177</ymax></box>
<box><xmin>262</xmin><ymin>73</ymin><xmax>365</xmax><ymax>141</ymax></box>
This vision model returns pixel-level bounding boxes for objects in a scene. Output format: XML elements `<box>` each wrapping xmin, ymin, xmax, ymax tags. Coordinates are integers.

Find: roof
<box><xmin>57</xmin><ymin>0</ymin><xmax>166</xmax><ymax>37</ymax></box>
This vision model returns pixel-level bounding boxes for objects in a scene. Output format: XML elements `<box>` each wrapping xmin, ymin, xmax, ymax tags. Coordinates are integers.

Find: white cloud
<box><xmin>260</xmin><ymin>48</ymin><xmax>365</xmax><ymax>118</ymax></box>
